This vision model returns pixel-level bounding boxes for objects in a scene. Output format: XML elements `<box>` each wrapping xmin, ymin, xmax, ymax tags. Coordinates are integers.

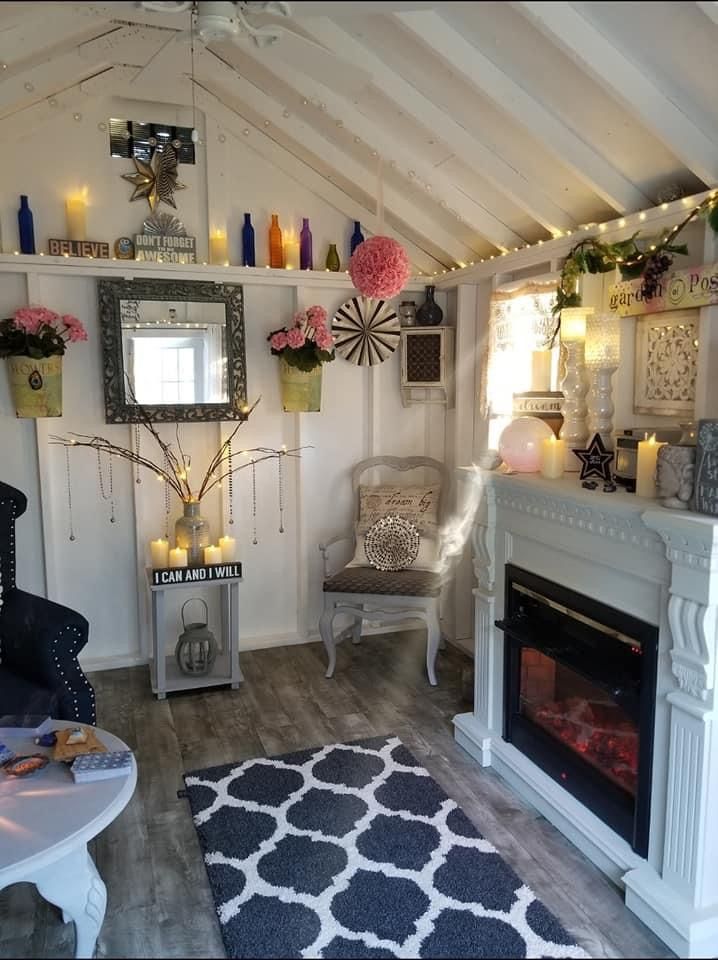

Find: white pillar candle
<box><xmin>204</xmin><ymin>544</ymin><xmax>223</xmax><ymax>565</ymax></box>
<box><xmin>209</xmin><ymin>229</ymin><xmax>228</xmax><ymax>266</ymax></box>
<box><xmin>541</xmin><ymin>435</ymin><xmax>565</xmax><ymax>479</ymax></box>
<box><xmin>636</xmin><ymin>435</ymin><xmax>666</xmax><ymax>498</ymax></box>
<box><xmin>284</xmin><ymin>237</ymin><xmax>300</xmax><ymax>270</ymax></box>
<box><xmin>531</xmin><ymin>350</ymin><xmax>552</xmax><ymax>392</ymax></box>
<box><xmin>65</xmin><ymin>192</ymin><xmax>87</xmax><ymax>242</ymax></box>
<box><xmin>168</xmin><ymin>547</ymin><xmax>188</xmax><ymax>568</ymax></box>
<box><xmin>150</xmin><ymin>538</ymin><xmax>169</xmax><ymax>568</ymax></box>
<box><xmin>219</xmin><ymin>535</ymin><xmax>237</xmax><ymax>562</ymax></box>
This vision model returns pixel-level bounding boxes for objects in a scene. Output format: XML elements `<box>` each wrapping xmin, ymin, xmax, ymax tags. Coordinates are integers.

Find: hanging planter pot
<box><xmin>279</xmin><ymin>357</ymin><xmax>322</xmax><ymax>412</ymax></box>
<box><xmin>7</xmin><ymin>354</ymin><xmax>63</xmax><ymax>418</ymax></box>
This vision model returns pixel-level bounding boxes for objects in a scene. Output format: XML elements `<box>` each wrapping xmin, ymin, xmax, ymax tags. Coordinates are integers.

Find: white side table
<box><xmin>0</xmin><ymin>720</ymin><xmax>137</xmax><ymax>959</ymax></box>
<box><xmin>147</xmin><ymin>567</ymin><xmax>244</xmax><ymax>699</ymax></box>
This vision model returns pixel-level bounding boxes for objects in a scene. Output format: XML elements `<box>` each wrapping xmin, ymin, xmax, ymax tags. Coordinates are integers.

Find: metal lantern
<box><xmin>175</xmin><ymin>599</ymin><xmax>217</xmax><ymax>676</ymax></box>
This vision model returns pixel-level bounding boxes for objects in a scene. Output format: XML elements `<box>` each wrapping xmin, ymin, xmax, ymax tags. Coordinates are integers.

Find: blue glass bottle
<box><xmin>350</xmin><ymin>220</ymin><xmax>364</xmax><ymax>257</ymax></box>
<box><xmin>18</xmin><ymin>195</ymin><xmax>35</xmax><ymax>255</ymax></box>
<box><xmin>300</xmin><ymin>218</ymin><xmax>313</xmax><ymax>270</ymax></box>
<box><xmin>241</xmin><ymin>212</ymin><xmax>255</xmax><ymax>267</ymax></box>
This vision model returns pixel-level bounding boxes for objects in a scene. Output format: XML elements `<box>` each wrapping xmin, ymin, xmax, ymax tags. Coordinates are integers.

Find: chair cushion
<box><xmin>323</xmin><ymin>566</ymin><xmax>442</xmax><ymax>597</ymax></box>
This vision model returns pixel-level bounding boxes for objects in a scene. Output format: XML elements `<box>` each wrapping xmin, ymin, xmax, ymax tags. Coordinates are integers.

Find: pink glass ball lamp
<box><xmin>498</xmin><ymin>417</ymin><xmax>554</xmax><ymax>472</ymax></box>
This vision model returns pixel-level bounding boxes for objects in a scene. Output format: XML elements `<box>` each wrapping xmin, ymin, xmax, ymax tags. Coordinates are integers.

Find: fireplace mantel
<box><xmin>454</xmin><ymin>467</ymin><xmax>718</xmax><ymax>958</ymax></box>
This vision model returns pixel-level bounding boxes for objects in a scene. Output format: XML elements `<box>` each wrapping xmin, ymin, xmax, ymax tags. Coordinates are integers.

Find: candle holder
<box><xmin>559</xmin><ymin>308</ymin><xmax>592</xmax><ymax>471</ymax></box>
<box><xmin>586</xmin><ymin>313</ymin><xmax>620</xmax><ymax>450</ymax></box>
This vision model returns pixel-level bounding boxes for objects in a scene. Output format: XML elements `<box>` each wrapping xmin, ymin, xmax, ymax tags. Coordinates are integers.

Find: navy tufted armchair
<box><xmin>0</xmin><ymin>481</ymin><xmax>95</xmax><ymax>724</ymax></box>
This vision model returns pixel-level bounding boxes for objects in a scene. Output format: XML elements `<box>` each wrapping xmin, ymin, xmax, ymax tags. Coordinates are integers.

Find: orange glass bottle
<box><xmin>269</xmin><ymin>214</ymin><xmax>284</xmax><ymax>269</ymax></box>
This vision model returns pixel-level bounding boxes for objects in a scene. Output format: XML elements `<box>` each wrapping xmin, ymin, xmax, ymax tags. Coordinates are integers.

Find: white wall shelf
<box><xmin>0</xmin><ymin>254</ymin><xmax>429</xmax><ymax>292</ymax></box>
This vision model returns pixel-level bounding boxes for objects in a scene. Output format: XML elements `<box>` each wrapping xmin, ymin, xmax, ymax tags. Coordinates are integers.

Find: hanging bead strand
<box><xmin>134</xmin><ymin>423</ymin><xmax>142</xmax><ymax>485</ymax></box>
<box><xmin>277</xmin><ymin>450</ymin><xmax>285</xmax><ymax>534</ymax></box>
<box><xmin>108</xmin><ymin>452</ymin><xmax>116</xmax><ymax>524</ymax></box>
<box><xmin>251</xmin><ymin>458</ymin><xmax>258</xmax><ymax>545</ymax></box>
<box><xmin>227</xmin><ymin>438</ymin><xmax>234</xmax><ymax>526</ymax></box>
<box><xmin>65</xmin><ymin>447</ymin><xmax>76</xmax><ymax>542</ymax></box>
<box><xmin>164</xmin><ymin>452</ymin><xmax>171</xmax><ymax>540</ymax></box>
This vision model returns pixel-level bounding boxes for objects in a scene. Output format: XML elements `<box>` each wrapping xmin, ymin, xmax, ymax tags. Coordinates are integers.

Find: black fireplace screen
<box><xmin>498</xmin><ymin>565</ymin><xmax>658</xmax><ymax>856</ymax></box>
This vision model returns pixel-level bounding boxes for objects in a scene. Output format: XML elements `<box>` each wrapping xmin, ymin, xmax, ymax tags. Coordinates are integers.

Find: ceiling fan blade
<box><xmin>243</xmin><ymin>27</ymin><xmax>371</xmax><ymax>97</ymax></box>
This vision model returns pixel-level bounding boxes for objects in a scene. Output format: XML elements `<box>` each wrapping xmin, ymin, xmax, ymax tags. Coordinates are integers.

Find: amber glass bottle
<box><xmin>269</xmin><ymin>214</ymin><xmax>284</xmax><ymax>268</ymax></box>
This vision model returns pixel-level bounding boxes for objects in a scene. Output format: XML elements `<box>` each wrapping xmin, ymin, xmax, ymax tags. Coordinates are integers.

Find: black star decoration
<box><xmin>573</xmin><ymin>433</ymin><xmax>614</xmax><ymax>482</ymax></box>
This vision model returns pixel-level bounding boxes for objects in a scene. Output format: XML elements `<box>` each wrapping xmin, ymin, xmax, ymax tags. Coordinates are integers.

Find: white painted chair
<box><xmin>318</xmin><ymin>456</ymin><xmax>450</xmax><ymax>686</ymax></box>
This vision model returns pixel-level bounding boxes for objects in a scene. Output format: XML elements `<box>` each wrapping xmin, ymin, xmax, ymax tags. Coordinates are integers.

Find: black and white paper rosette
<box><xmin>332</xmin><ymin>297</ymin><xmax>400</xmax><ymax>366</ymax></box>
<box><xmin>364</xmin><ymin>515</ymin><xmax>420</xmax><ymax>571</ymax></box>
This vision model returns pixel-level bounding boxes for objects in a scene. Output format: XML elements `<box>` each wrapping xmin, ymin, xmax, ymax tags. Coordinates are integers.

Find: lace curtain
<box><xmin>482</xmin><ymin>284</ymin><xmax>557</xmax><ymax>448</ymax></box>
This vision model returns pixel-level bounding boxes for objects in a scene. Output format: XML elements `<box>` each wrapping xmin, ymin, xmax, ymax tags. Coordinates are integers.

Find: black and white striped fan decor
<box><xmin>332</xmin><ymin>297</ymin><xmax>400</xmax><ymax>366</ymax></box>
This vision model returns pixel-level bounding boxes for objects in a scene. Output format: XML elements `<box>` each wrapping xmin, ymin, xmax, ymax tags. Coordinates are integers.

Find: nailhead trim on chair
<box><xmin>54</xmin><ymin>624</ymin><xmax>96</xmax><ymax>724</ymax></box>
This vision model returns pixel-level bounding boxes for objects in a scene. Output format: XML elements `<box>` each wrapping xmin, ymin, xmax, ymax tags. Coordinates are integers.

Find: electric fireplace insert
<box><xmin>497</xmin><ymin>564</ymin><xmax>658</xmax><ymax>856</ymax></box>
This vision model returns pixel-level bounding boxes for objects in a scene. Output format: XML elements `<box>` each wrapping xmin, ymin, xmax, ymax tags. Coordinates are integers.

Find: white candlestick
<box><xmin>541</xmin><ymin>435</ymin><xmax>565</xmax><ymax>479</ymax></box>
<box><xmin>204</xmin><ymin>544</ymin><xmax>223</xmax><ymax>565</ymax></box>
<box><xmin>559</xmin><ymin>339</ymin><xmax>589</xmax><ymax>471</ymax></box>
<box><xmin>636</xmin><ymin>435</ymin><xmax>666</xmax><ymax>498</ymax></box>
<box><xmin>150</xmin><ymin>537</ymin><xmax>169</xmax><ymax>568</ymax></box>
<box><xmin>168</xmin><ymin>547</ymin><xmax>188</xmax><ymax>568</ymax></box>
<box><xmin>219</xmin><ymin>535</ymin><xmax>237</xmax><ymax>562</ymax></box>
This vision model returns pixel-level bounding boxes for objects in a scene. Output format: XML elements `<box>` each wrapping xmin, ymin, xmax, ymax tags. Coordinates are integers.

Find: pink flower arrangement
<box><xmin>267</xmin><ymin>305</ymin><xmax>335</xmax><ymax>372</ymax></box>
<box><xmin>348</xmin><ymin>236</ymin><xmax>411</xmax><ymax>300</ymax></box>
<box><xmin>0</xmin><ymin>306</ymin><xmax>88</xmax><ymax>359</ymax></box>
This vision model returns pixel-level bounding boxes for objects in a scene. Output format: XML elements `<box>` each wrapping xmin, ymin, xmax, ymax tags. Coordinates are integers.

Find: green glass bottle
<box><xmin>325</xmin><ymin>243</ymin><xmax>340</xmax><ymax>272</ymax></box>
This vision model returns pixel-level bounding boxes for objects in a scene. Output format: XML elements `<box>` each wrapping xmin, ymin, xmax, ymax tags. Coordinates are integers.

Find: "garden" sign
<box><xmin>608</xmin><ymin>261</ymin><xmax>718</xmax><ymax>317</ymax></box>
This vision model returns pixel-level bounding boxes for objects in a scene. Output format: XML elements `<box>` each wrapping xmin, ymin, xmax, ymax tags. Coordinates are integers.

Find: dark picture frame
<box><xmin>98</xmin><ymin>278</ymin><xmax>247</xmax><ymax>423</ymax></box>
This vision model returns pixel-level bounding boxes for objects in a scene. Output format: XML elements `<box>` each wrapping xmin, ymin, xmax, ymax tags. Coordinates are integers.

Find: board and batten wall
<box><xmin>0</xmin><ymin>263</ymin><xmax>477</xmax><ymax>671</ymax></box>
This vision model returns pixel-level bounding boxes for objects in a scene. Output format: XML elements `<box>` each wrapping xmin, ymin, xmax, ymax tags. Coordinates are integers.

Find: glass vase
<box><xmin>300</xmin><ymin>217</ymin><xmax>313</xmax><ymax>270</ymax></box>
<box><xmin>325</xmin><ymin>243</ymin><xmax>340</xmax><ymax>272</ymax></box>
<box><xmin>175</xmin><ymin>501</ymin><xmax>210</xmax><ymax>566</ymax></box>
<box><xmin>242</xmin><ymin>212</ymin><xmax>255</xmax><ymax>267</ymax></box>
<box><xmin>18</xmin><ymin>195</ymin><xmax>35</xmax><ymax>255</ymax></box>
<box><xmin>416</xmin><ymin>285</ymin><xmax>443</xmax><ymax>326</ymax></box>
<box><xmin>269</xmin><ymin>213</ymin><xmax>284</xmax><ymax>269</ymax></box>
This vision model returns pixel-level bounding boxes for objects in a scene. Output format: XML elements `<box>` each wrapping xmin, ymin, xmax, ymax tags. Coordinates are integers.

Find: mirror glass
<box><xmin>120</xmin><ymin>300</ymin><xmax>227</xmax><ymax>405</ymax></box>
<box><xmin>99</xmin><ymin>278</ymin><xmax>247</xmax><ymax>424</ymax></box>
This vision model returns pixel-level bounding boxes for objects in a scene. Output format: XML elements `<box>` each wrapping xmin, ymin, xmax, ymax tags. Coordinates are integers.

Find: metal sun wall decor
<box><xmin>332</xmin><ymin>297</ymin><xmax>400</xmax><ymax>366</ymax></box>
<box><xmin>121</xmin><ymin>144</ymin><xmax>186</xmax><ymax>211</ymax></box>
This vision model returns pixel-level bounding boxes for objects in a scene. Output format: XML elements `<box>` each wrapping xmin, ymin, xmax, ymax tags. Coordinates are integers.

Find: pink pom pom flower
<box><xmin>286</xmin><ymin>328</ymin><xmax>306</xmax><ymax>349</ymax></box>
<box><xmin>348</xmin><ymin>236</ymin><xmax>411</xmax><ymax>300</ymax></box>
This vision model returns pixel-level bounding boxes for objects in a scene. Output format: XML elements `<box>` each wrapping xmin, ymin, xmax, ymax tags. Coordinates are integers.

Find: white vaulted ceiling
<box><xmin>0</xmin><ymin>0</ymin><xmax>716</xmax><ymax>269</ymax></box>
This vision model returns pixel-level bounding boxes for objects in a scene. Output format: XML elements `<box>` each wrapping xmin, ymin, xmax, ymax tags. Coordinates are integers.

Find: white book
<box><xmin>71</xmin><ymin>751</ymin><xmax>133</xmax><ymax>783</ymax></box>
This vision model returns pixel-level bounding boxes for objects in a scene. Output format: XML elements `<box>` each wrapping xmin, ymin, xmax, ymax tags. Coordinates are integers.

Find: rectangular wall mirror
<box><xmin>98</xmin><ymin>279</ymin><xmax>247</xmax><ymax>423</ymax></box>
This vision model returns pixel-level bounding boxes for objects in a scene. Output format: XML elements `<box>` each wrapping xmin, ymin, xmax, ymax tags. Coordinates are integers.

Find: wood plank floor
<box><xmin>0</xmin><ymin>632</ymin><xmax>672</xmax><ymax>959</ymax></box>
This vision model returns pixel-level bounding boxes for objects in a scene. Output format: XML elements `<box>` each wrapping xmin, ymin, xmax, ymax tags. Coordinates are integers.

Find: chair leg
<box><xmin>352</xmin><ymin>605</ymin><xmax>363</xmax><ymax>645</ymax></box>
<box><xmin>426</xmin><ymin>608</ymin><xmax>441</xmax><ymax>687</ymax></box>
<box><xmin>319</xmin><ymin>605</ymin><xmax>337</xmax><ymax>679</ymax></box>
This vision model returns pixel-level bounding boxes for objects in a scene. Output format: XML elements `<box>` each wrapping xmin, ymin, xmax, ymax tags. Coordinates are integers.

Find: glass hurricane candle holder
<box><xmin>586</xmin><ymin>313</ymin><xmax>620</xmax><ymax>450</ymax></box>
<box><xmin>559</xmin><ymin>308</ymin><xmax>592</xmax><ymax>470</ymax></box>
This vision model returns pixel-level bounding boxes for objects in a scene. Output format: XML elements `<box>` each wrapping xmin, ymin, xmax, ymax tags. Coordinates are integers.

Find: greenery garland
<box><xmin>551</xmin><ymin>193</ymin><xmax>718</xmax><ymax>343</ymax></box>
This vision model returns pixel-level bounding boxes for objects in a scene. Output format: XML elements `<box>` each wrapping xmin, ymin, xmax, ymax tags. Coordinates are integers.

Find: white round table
<box><xmin>0</xmin><ymin>720</ymin><xmax>137</xmax><ymax>959</ymax></box>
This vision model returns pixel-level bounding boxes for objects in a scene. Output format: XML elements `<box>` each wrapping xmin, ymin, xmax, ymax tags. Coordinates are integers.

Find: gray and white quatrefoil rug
<box><xmin>184</xmin><ymin>735</ymin><xmax>590</xmax><ymax>959</ymax></box>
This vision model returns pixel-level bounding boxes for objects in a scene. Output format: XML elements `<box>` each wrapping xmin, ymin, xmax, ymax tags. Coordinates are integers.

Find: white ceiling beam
<box><xmin>190</xmin><ymin>84</ymin><xmax>443</xmax><ymax>275</ymax></box>
<box><xmin>300</xmin><ymin>17</ymin><xmax>574</xmax><ymax>236</ymax></box>
<box><xmin>394</xmin><ymin>10</ymin><xmax>651</xmax><ymax>214</ymax></box>
<box><xmin>515</xmin><ymin>1</ymin><xmax>718</xmax><ymax>186</ymax></box>
<box><xmin>0</xmin><ymin>8</ymin><xmax>111</xmax><ymax>68</ymax></box>
<box><xmin>198</xmin><ymin>50</ymin><xmax>473</xmax><ymax>265</ymax></box>
<box><xmin>0</xmin><ymin>50</ymin><xmax>111</xmax><ymax>117</ymax></box>
<box><xmin>78</xmin><ymin>24</ymin><xmax>178</xmax><ymax>67</ymax></box>
<box><xmin>211</xmin><ymin>41</ymin><xmax>517</xmax><ymax>253</ymax></box>
<box><xmin>226</xmin><ymin>46</ymin><xmax>523</xmax><ymax>253</ymax></box>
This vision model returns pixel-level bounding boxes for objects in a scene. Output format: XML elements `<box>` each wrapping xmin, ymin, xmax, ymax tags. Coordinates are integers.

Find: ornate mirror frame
<box><xmin>98</xmin><ymin>278</ymin><xmax>247</xmax><ymax>423</ymax></box>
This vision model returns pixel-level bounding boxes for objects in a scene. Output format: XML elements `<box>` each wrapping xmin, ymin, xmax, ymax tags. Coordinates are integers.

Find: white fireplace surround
<box><xmin>454</xmin><ymin>468</ymin><xmax>718</xmax><ymax>959</ymax></box>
